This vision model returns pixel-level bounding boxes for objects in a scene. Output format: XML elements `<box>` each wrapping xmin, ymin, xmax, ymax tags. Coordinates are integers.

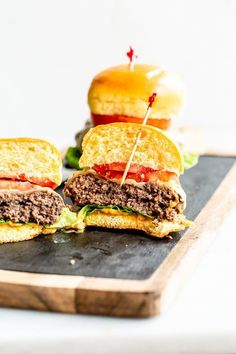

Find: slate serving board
<box><xmin>0</xmin><ymin>156</ymin><xmax>235</xmax><ymax>317</ymax></box>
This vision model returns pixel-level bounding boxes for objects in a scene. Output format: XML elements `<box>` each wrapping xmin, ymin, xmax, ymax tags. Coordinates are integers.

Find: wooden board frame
<box><xmin>0</xmin><ymin>163</ymin><xmax>235</xmax><ymax>317</ymax></box>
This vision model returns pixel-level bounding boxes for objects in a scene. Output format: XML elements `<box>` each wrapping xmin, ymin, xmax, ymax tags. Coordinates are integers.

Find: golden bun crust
<box><xmin>85</xmin><ymin>210</ymin><xmax>190</xmax><ymax>238</ymax></box>
<box><xmin>88</xmin><ymin>64</ymin><xmax>184</xmax><ymax>119</ymax></box>
<box><xmin>0</xmin><ymin>138</ymin><xmax>62</xmax><ymax>187</ymax></box>
<box><xmin>0</xmin><ymin>223</ymin><xmax>53</xmax><ymax>244</ymax></box>
<box><xmin>79</xmin><ymin>123</ymin><xmax>184</xmax><ymax>174</ymax></box>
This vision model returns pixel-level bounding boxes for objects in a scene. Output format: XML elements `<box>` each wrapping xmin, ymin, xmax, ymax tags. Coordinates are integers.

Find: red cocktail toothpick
<box><xmin>121</xmin><ymin>93</ymin><xmax>157</xmax><ymax>185</ymax></box>
<box><xmin>148</xmin><ymin>92</ymin><xmax>157</xmax><ymax>108</ymax></box>
<box><xmin>126</xmin><ymin>46</ymin><xmax>138</xmax><ymax>71</ymax></box>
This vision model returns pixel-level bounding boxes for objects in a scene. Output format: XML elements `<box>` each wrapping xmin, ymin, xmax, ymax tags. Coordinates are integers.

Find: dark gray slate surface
<box><xmin>0</xmin><ymin>156</ymin><xmax>234</xmax><ymax>280</ymax></box>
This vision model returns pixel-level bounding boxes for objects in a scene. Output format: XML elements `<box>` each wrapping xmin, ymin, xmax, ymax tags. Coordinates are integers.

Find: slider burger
<box><xmin>0</xmin><ymin>138</ymin><xmax>83</xmax><ymax>243</ymax></box>
<box><xmin>64</xmin><ymin>123</ymin><xmax>191</xmax><ymax>238</ymax></box>
<box><xmin>88</xmin><ymin>64</ymin><xmax>184</xmax><ymax>130</ymax></box>
<box><xmin>66</xmin><ymin>56</ymin><xmax>199</xmax><ymax>171</ymax></box>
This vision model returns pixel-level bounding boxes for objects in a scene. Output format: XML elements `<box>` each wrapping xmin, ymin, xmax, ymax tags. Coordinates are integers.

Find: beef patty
<box><xmin>0</xmin><ymin>189</ymin><xmax>64</xmax><ymax>225</ymax></box>
<box><xmin>64</xmin><ymin>173</ymin><xmax>184</xmax><ymax>221</ymax></box>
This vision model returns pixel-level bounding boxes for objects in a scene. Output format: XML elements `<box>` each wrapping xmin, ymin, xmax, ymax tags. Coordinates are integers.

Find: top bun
<box><xmin>88</xmin><ymin>64</ymin><xmax>184</xmax><ymax>120</ymax></box>
<box><xmin>79</xmin><ymin>123</ymin><xmax>184</xmax><ymax>175</ymax></box>
<box><xmin>0</xmin><ymin>138</ymin><xmax>62</xmax><ymax>188</ymax></box>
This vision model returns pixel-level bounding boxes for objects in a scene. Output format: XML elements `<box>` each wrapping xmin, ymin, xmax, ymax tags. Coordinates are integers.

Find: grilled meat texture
<box><xmin>64</xmin><ymin>173</ymin><xmax>184</xmax><ymax>221</ymax></box>
<box><xmin>0</xmin><ymin>189</ymin><xmax>64</xmax><ymax>225</ymax></box>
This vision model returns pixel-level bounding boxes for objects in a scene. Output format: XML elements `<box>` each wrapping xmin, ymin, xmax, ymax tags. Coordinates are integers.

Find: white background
<box><xmin>0</xmin><ymin>0</ymin><xmax>235</xmax><ymax>149</ymax></box>
<box><xmin>0</xmin><ymin>2</ymin><xmax>236</xmax><ymax>353</ymax></box>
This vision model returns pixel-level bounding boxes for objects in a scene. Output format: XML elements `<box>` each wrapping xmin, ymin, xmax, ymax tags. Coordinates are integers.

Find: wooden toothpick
<box><xmin>120</xmin><ymin>93</ymin><xmax>157</xmax><ymax>186</ymax></box>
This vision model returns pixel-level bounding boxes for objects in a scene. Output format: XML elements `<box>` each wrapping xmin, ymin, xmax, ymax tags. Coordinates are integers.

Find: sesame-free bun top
<box><xmin>88</xmin><ymin>64</ymin><xmax>184</xmax><ymax>119</ymax></box>
<box><xmin>0</xmin><ymin>138</ymin><xmax>62</xmax><ymax>188</ymax></box>
<box><xmin>79</xmin><ymin>123</ymin><xmax>184</xmax><ymax>175</ymax></box>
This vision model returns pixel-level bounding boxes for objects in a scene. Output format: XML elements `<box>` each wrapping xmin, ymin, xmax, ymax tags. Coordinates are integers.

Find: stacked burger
<box><xmin>64</xmin><ymin>123</ymin><xmax>191</xmax><ymax>238</ymax></box>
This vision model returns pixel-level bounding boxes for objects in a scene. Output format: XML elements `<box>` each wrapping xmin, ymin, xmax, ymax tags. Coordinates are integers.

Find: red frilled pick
<box><xmin>148</xmin><ymin>93</ymin><xmax>157</xmax><ymax>108</ymax></box>
<box><xmin>126</xmin><ymin>46</ymin><xmax>138</xmax><ymax>63</ymax></box>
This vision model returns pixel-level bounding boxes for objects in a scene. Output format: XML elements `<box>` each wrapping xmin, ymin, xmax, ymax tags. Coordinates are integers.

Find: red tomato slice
<box><xmin>93</xmin><ymin>163</ymin><xmax>176</xmax><ymax>183</ymax></box>
<box><xmin>94</xmin><ymin>163</ymin><xmax>162</xmax><ymax>174</ymax></box>
<box><xmin>0</xmin><ymin>179</ymin><xmax>37</xmax><ymax>191</ymax></box>
<box><xmin>107</xmin><ymin>162</ymin><xmax>127</xmax><ymax>172</ymax></box>
<box><xmin>18</xmin><ymin>174</ymin><xmax>57</xmax><ymax>189</ymax></box>
<box><xmin>0</xmin><ymin>174</ymin><xmax>57</xmax><ymax>189</ymax></box>
<box><xmin>146</xmin><ymin>171</ymin><xmax>176</xmax><ymax>182</ymax></box>
<box><xmin>91</xmin><ymin>113</ymin><xmax>171</xmax><ymax>130</ymax></box>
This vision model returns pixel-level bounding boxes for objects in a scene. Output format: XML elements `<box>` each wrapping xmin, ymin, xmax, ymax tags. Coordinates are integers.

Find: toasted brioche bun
<box><xmin>88</xmin><ymin>64</ymin><xmax>184</xmax><ymax>120</ymax></box>
<box><xmin>79</xmin><ymin>123</ymin><xmax>184</xmax><ymax>174</ymax></box>
<box><xmin>0</xmin><ymin>138</ymin><xmax>62</xmax><ymax>187</ymax></box>
<box><xmin>0</xmin><ymin>223</ymin><xmax>56</xmax><ymax>244</ymax></box>
<box><xmin>85</xmin><ymin>210</ymin><xmax>191</xmax><ymax>238</ymax></box>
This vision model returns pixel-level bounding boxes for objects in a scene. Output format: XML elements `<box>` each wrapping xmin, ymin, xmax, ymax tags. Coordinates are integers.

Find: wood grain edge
<box><xmin>0</xmin><ymin>271</ymin><xmax>153</xmax><ymax>316</ymax></box>
<box><xmin>0</xmin><ymin>272</ymin><xmax>81</xmax><ymax>313</ymax></box>
<box><xmin>0</xmin><ymin>163</ymin><xmax>235</xmax><ymax>317</ymax></box>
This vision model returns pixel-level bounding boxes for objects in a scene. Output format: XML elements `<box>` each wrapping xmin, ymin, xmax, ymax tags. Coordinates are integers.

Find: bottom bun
<box><xmin>0</xmin><ymin>223</ymin><xmax>56</xmax><ymax>244</ymax></box>
<box><xmin>85</xmin><ymin>210</ymin><xmax>191</xmax><ymax>238</ymax></box>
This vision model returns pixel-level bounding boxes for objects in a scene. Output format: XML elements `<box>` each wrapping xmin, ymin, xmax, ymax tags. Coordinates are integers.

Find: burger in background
<box><xmin>65</xmin><ymin>50</ymin><xmax>198</xmax><ymax>170</ymax></box>
<box><xmin>88</xmin><ymin>63</ymin><xmax>184</xmax><ymax>130</ymax></box>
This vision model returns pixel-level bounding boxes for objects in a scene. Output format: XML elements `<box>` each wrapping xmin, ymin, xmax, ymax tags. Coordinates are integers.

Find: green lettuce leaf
<box><xmin>78</xmin><ymin>204</ymin><xmax>152</xmax><ymax>220</ymax></box>
<box><xmin>65</xmin><ymin>147</ymin><xmax>82</xmax><ymax>170</ymax></box>
<box><xmin>46</xmin><ymin>207</ymin><xmax>84</xmax><ymax>230</ymax></box>
<box><xmin>47</xmin><ymin>205</ymin><xmax>137</xmax><ymax>232</ymax></box>
<box><xmin>0</xmin><ymin>205</ymin><xmax>152</xmax><ymax>232</ymax></box>
<box><xmin>183</xmin><ymin>152</ymin><xmax>199</xmax><ymax>170</ymax></box>
<box><xmin>0</xmin><ymin>209</ymin><xmax>85</xmax><ymax>232</ymax></box>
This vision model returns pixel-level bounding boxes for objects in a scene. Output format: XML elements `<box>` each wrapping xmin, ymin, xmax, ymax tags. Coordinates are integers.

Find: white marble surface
<box><xmin>0</xmin><ymin>207</ymin><xmax>236</xmax><ymax>354</ymax></box>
